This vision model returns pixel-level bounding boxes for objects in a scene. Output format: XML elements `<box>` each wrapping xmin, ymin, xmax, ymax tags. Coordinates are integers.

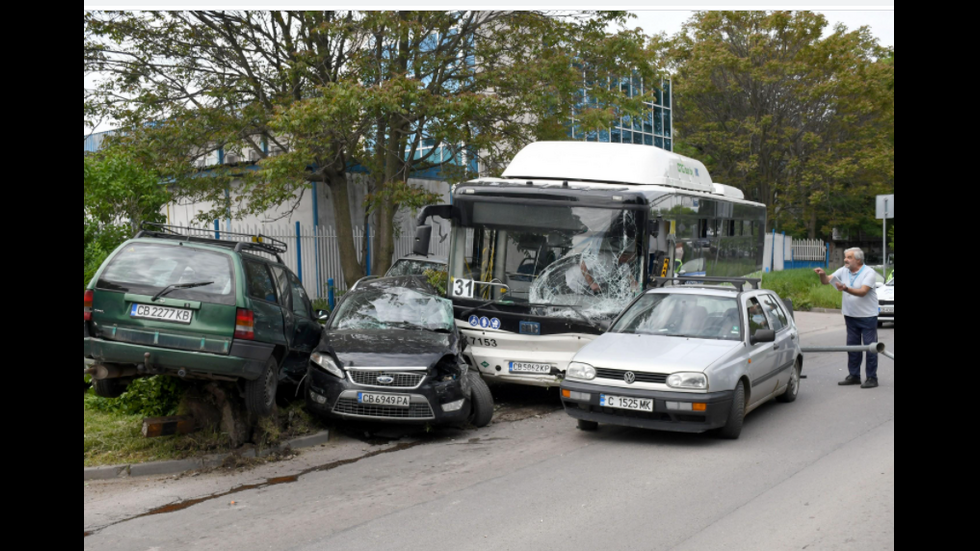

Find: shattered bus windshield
<box><xmin>449</xmin><ymin>202</ymin><xmax>642</xmax><ymax>319</ymax></box>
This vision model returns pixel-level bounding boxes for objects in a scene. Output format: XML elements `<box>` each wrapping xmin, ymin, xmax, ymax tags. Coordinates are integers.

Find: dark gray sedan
<box><xmin>306</xmin><ymin>277</ymin><xmax>494</xmax><ymax>427</ymax></box>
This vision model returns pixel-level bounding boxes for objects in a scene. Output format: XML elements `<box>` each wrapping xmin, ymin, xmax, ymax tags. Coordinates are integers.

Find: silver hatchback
<box><xmin>560</xmin><ymin>284</ymin><xmax>803</xmax><ymax>439</ymax></box>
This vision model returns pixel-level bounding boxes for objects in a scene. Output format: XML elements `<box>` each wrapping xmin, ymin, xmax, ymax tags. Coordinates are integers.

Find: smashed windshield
<box><xmin>611</xmin><ymin>293</ymin><xmax>742</xmax><ymax>341</ymax></box>
<box><xmin>449</xmin><ymin>203</ymin><xmax>641</xmax><ymax>320</ymax></box>
<box><xmin>331</xmin><ymin>288</ymin><xmax>454</xmax><ymax>332</ymax></box>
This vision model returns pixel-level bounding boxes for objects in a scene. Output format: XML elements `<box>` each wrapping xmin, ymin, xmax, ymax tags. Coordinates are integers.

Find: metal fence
<box><xmin>173</xmin><ymin>222</ymin><xmax>450</xmax><ymax>300</ymax></box>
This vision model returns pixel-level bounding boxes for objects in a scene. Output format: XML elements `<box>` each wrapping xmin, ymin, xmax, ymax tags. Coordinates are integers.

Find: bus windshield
<box><xmin>449</xmin><ymin>202</ymin><xmax>642</xmax><ymax>320</ymax></box>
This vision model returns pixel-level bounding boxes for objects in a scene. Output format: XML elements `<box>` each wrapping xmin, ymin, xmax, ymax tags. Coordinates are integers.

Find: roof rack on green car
<box><xmin>134</xmin><ymin>222</ymin><xmax>288</xmax><ymax>263</ymax></box>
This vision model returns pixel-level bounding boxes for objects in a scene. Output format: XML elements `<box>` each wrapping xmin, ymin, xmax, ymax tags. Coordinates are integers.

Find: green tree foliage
<box><xmin>83</xmin><ymin>145</ymin><xmax>169</xmax><ymax>287</ymax></box>
<box><xmin>84</xmin><ymin>11</ymin><xmax>662</xmax><ymax>285</ymax></box>
<box><xmin>670</xmin><ymin>11</ymin><xmax>894</xmax><ymax>239</ymax></box>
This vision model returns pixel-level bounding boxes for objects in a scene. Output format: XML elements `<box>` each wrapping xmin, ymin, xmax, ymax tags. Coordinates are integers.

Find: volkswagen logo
<box><xmin>624</xmin><ymin>371</ymin><xmax>636</xmax><ymax>384</ymax></box>
<box><xmin>376</xmin><ymin>375</ymin><xmax>395</xmax><ymax>384</ymax></box>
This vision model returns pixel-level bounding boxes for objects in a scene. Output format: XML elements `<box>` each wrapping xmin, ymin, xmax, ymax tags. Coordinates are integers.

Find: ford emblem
<box><xmin>377</xmin><ymin>375</ymin><xmax>395</xmax><ymax>384</ymax></box>
<box><xmin>624</xmin><ymin>371</ymin><xmax>636</xmax><ymax>384</ymax></box>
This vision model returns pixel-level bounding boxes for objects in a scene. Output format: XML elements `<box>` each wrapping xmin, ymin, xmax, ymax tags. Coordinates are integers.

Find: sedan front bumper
<box><xmin>560</xmin><ymin>379</ymin><xmax>735</xmax><ymax>433</ymax></box>
<box><xmin>305</xmin><ymin>366</ymin><xmax>471</xmax><ymax>425</ymax></box>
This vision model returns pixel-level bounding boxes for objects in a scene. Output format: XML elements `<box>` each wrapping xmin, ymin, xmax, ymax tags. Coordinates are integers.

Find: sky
<box><xmin>624</xmin><ymin>10</ymin><xmax>893</xmax><ymax>48</ymax></box>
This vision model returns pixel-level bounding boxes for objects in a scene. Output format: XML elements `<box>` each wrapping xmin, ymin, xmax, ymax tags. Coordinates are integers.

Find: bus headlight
<box><xmin>566</xmin><ymin>362</ymin><xmax>596</xmax><ymax>381</ymax></box>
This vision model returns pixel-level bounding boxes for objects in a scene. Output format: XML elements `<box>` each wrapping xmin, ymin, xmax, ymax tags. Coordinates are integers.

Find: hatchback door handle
<box><xmin>773</xmin><ymin>344</ymin><xmax>780</xmax><ymax>349</ymax></box>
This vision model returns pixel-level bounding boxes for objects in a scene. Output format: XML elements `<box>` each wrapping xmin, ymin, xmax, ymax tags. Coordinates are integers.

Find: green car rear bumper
<box><xmin>84</xmin><ymin>337</ymin><xmax>273</xmax><ymax>381</ymax></box>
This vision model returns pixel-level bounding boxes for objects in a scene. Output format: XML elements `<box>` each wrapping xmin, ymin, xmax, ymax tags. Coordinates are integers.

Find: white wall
<box><xmin>164</xmin><ymin>174</ymin><xmax>452</xmax><ymax>257</ymax></box>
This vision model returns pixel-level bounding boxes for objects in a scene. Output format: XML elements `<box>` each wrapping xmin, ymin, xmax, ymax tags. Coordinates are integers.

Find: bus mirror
<box><xmin>647</xmin><ymin>219</ymin><xmax>660</xmax><ymax>238</ymax></box>
<box><xmin>413</xmin><ymin>225</ymin><xmax>432</xmax><ymax>256</ymax></box>
<box><xmin>546</xmin><ymin>232</ymin><xmax>566</xmax><ymax>247</ymax></box>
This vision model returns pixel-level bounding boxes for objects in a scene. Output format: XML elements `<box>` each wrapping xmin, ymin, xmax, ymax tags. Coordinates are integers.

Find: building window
<box><xmin>572</xmin><ymin>77</ymin><xmax>673</xmax><ymax>151</ymax></box>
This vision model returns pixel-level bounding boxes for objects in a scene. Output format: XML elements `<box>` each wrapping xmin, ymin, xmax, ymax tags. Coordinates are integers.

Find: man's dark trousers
<box><xmin>845</xmin><ymin>316</ymin><xmax>878</xmax><ymax>380</ymax></box>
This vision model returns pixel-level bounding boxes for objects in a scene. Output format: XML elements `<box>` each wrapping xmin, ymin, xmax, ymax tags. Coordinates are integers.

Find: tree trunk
<box><xmin>326</xmin><ymin>171</ymin><xmax>365</xmax><ymax>288</ymax></box>
<box><xmin>373</xmin><ymin>199</ymin><xmax>396</xmax><ymax>276</ymax></box>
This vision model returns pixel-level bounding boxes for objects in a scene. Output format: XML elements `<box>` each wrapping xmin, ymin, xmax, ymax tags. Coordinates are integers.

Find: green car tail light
<box><xmin>234</xmin><ymin>308</ymin><xmax>254</xmax><ymax>340</ymax></box>
<box><xmin>84</xmin><ymin>290</ymin><xmax>94</xmax><ymax>321</ymax></box>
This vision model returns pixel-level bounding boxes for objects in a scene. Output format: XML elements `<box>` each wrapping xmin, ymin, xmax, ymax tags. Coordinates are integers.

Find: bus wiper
<box><xmin>152</xmin><ymin>281</ymin><xmax>214</xmax><ymax>302</ymax></box>
<box><xmin>526</xmin><ymin>302</ymin><xmax>604</xmax><ymax>332</ymax></box>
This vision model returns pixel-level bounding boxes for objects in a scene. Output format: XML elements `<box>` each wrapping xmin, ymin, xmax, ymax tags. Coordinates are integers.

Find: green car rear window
<box><xmin>97</xmin><ymin>242</ymin><xmax>236</xmax><ymax>305</ymax></box>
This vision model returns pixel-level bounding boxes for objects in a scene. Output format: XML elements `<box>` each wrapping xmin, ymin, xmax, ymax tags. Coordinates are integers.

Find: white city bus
<box><xmin>414</xmin><ymin>142</ymin><xmax>767</xmax><ymax>387</ymax></box>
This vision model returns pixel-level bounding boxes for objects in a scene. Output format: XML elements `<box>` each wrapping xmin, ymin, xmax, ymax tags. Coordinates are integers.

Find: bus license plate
<box><xmin>130</xmin><ymin>304</ymin><xmax>193</xmax><ymax>324</ymax></box>
<box><xmin>358</xmin><ymin>393</ymin><xmax>410</xmax><ymax>408</ymax></box>
<box><xmin>600</xmin><ymin>394</ymin><xmax>654</xmax><ymax>412</ymax></box>
<box><xmin>509</xmin><ymin>361</ymin><xmax>552</xmax><ymax>374</ymax></box>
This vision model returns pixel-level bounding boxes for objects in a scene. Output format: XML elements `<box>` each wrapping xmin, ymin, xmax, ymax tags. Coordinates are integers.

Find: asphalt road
<box><xmin>84</xmin><ymin>313</ymin><xmax>894</xmax><ymax>550</ymax></box>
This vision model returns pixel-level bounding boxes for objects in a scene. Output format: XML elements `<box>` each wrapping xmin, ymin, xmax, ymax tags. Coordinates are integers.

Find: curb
<box><xmin>84</xmin><ymin>429</ymin><xmax>331</xmax><ymax>481</ymax></box>
<box><xmin>807</xmin><ymin>308</ymin><xmax>842</xmax><ymax>314</ymax></box>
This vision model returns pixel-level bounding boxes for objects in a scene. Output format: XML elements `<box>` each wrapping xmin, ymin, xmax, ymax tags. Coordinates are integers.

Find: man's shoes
<box><xmin>861</xmin><ymin>378</ymin><xmax>879</xmax><ymax>389</ymax></box>
<box><xmin>838</xmin><ymin>375</ymin><xmax>861</xmax><ymax>386</ymax></box>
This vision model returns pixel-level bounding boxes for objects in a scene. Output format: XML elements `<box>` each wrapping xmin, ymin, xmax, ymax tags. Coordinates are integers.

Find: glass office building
<box><xmin>571</xmin><ymin>78</ymin><xmax>672</xmax><ymax>151</ymax></box>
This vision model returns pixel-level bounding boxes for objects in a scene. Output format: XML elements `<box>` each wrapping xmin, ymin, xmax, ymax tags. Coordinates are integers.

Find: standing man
<box><xmin>814</xmin><ymin>248</ymin><xmax>880</xmax><ymax>388</ymax></box>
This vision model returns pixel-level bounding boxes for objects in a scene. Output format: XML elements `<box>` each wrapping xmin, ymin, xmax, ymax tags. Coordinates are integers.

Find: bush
<box><xmin>84</xmin><ymin>222</ymin><xmax>128</xmax><ymax>288</ymax></box>
<box><xmin>424</xmin><ymin>269</ymin><xmax>448</xmax><ymax>295</ymax></box>
<box><xmin>85</xmin><ymin>375</ymin><xmax>186</xmax><ymax>417</ymax></box>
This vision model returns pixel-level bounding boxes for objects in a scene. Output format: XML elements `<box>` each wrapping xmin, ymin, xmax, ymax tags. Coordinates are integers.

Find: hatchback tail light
<box><xmin>235</xmin><ymin>309</ymin><xmax>255</xmax><ymax>340</ymax></box>
<box><xmin>84</xmin><ymin>290</ymin><xmax>94</xmax><ymax>321</ymax></box>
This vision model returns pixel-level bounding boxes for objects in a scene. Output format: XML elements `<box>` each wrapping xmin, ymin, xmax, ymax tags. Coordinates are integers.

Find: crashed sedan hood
<box><xmin>318</xmin><ymin>330</ymin><xmax>452</xmax><ymax>368</ymax></box>
<box><xmin>572</xmin><ymin>332</ymin><xmax>742</xmax><ymax>373</ymax></box>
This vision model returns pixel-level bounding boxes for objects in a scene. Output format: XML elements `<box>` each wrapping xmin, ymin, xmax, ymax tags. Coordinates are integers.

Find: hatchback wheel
<box><xmin>777</xmin><ymin>360</ymin><xmax>801</xmax><ymax>403</ymax></box>
<box><xmin>245</xmin><ymin>356</ymin><xmax>279</xmax><ymax>416</ymax></box>
<box><xmin>717</xmin><ymin>380</ymin><xmax>745</xmax><ymax>439</ymax></box>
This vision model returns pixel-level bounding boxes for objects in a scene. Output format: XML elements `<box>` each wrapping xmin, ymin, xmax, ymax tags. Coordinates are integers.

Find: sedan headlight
<box><xmin>311</xmin><ymin>351</ymin><xmax>344</xmax><ymax>378</ymax></box>
<box><xmin>666</xmin><ymin>372</ymin><xmax>707</xmax><ymax>390</ymax></box>
<box><xmin>566</xmin><ymin>362</ymin><xmax>596</xmax><ymax>381</ymax></box>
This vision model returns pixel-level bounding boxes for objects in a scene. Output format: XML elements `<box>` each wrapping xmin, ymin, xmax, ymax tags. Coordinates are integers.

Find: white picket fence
<box><xmin>763</xmin><ymin>234</ymin><xmax>828</xmax><ymax>272</ymax></box>
<box><xmin>792</xmin><ymin>238</ymin><xmax>826</xmax><ymax>261</ymax></box>
<box><xmin>172</xmin><ymin>223</ymin><xmax>450</xmax><ymax>299</ymax></box>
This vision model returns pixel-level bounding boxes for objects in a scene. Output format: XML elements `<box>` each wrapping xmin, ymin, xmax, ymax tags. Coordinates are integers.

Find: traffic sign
<box><xmin>876</xmin><ymin>194</ymin><xmax>894</xmax><ymax>219</ymax></box>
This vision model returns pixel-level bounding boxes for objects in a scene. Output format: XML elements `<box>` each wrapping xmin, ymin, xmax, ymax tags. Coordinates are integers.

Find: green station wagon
<box><xmin>83</xmin><ymin>225</ymin><xmax>324</xmax><ymax>415</ymax></box>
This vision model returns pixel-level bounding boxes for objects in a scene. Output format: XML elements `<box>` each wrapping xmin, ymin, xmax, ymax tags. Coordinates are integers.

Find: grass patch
<box><xmin>84</xmin><ymin>388</ymin><xmax>327</xmax><ymax>467</ymax></box>
<box><xmin>762</xmin><ymin>268</ymin><xmax>842</xmax><ymax>310</ymax></box>
<box><xmin>84</xmin><ymin>392</ymin><xmax>230</xmax><ymax>466</ymax></box>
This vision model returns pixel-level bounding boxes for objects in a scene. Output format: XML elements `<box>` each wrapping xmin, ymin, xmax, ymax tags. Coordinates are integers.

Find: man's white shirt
<box><xmin>832</xmin><ymin>266</ymin><xmax>878</xmax><ymax>317</ymax></box>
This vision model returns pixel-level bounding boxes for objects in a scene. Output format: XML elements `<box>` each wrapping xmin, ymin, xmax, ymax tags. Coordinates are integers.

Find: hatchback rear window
<box><xmin>97</xmin><ymin>242</ymin><xmax>236</xmax><ymax>305</ymax></box>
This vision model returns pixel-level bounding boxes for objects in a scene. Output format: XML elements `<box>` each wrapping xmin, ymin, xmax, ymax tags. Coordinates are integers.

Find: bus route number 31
<box><xmin>452</xmin><ymin>278</ymin><xmax>474</xmax><ymax>298</ymax></box>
